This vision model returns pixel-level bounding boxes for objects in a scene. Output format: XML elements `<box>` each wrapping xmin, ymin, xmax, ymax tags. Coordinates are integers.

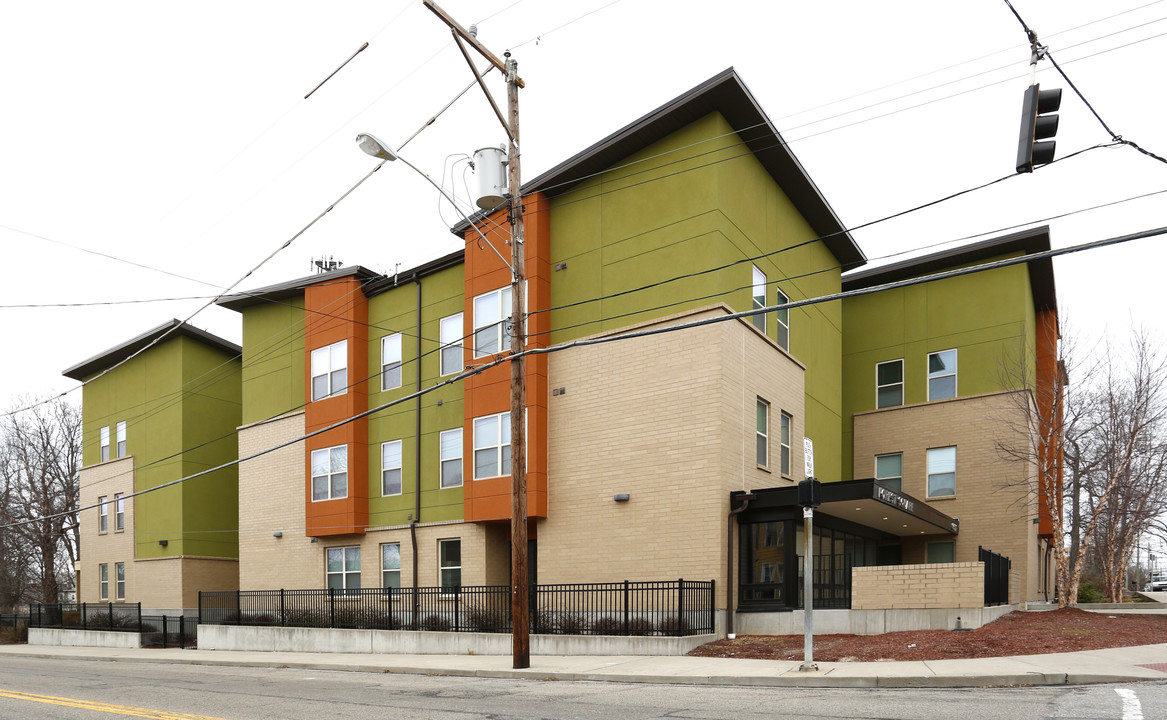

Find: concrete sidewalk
<box><xmin>3</xmin><ymin>642</ymin><xmax>1167</xmax><ymax>688</ymax></box>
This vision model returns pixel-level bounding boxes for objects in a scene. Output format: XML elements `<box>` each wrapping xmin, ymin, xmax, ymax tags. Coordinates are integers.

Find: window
<box><xmin>473</xmin><ymin>287</ymin><xmax>512</xmax><ymax>357</ymax></box>
<box><xmin>311</xmin><ymin>445</ymin><xmax>348</xmax><ymax>501</ymax></box>
<box><xmin>926</xmin><ymin>541</ymin><xmax>955</xmax><ymax>564</ymax></box>
<box><xmin>99</xmin><ymin>564</ymin><xmax>108</xmax><ymax>600</ymax></box>
<box><xmin>326</xmin><ymin>546</ymin><xmax>360</xmax><ymax>594</ymax></box>
<box><xmin>381</xmin><ymin>440</ymin><xmax>402</xmax><ymax>496</ymax></box>
<box><xmin>440</xmin><ymin>313</ymin><xmax>464</xmax><ymax>376</ymax></box>
<box><xmin>116</xmin><ymin>421</ymin><xmax>127</xmax><ymax>457</ymax></box>
<box><xmin>755</xmin><ymin>399</ymin><xmax>769</xmax><ymax>468</ymax></box>
<box><xmin>876</xmin><ymin>359</ymin><xmax>904</xmax><ymax>409</ymax></box>
<box><xmin>310</xmin><ymin>340</ymin><xmax>348</xmax><ymax>401</ymax></box>
<box><xmin>775</xmin><ymin>287</ymin><xmax>790</xmax><ymax>351</ymax></box>
<box><xmin>114</xmin><ymin>493</ymin><xmax>125</xmax><ymax>532</ymax></box>
<box><xmin>115</xmin><ymin>562</ymin><xmax>125</xmax><ymax>600</ymax></box>
<box><xmin>473</xmin><ymin>412</ymin><xmax>510</xmax><ymax>479</ymax></box>
<box><xmin>98</xmin><ymin>496</ymin><xmax>108</xmax><ymax>533</ymax></box>
<box><xmin>380</xmin><ymin>334</ymin><xmax>402</xmax><ymax>391</ymax></box>
<box><xmin>875</xmin><ymin>453</ymin><xmax>903</xmax><ymax>492</ymax></box>
<box><xmin>927</xmin><ymin>446</ymin><xmax>956</xmax><ymax>498</ymax></box>
<box><xmin>928</xmin><ymin>349</ymin><xmax>957</xmax><ymax>401</ymax></box>
<box><xmin>751</xmin><ymin>266</ymin><xmax>766</xmax><ymax>333</ymax></box>
<box><xmin>439</xmin><ymin>539</ymin><xmax>461</xmax><ymax>592</ymax></box>
<box><xmin>381</xmin><ymin>543</ymin><xmax>401</xmax><ymax>591</ymax></box>
<box><xmin>440</xmin><ymin>428</ymin><xmax>463</xmax><ymax>488</ymax></box>
<box><xmin>780</xmin><ymin>412</ymin><xmax>792</xmax><ymax>475</ymax></box>
<box><xmin>100</xmin><ymin>426</ymin><xmax>110</xmax><ymax>462</ymax></box>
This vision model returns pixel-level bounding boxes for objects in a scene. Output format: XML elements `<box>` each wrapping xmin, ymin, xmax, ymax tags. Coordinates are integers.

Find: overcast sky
<box><xmin>3</xmin><ymin>0</ymin><xmax>1166</xmax><ymax>412</ymax></box>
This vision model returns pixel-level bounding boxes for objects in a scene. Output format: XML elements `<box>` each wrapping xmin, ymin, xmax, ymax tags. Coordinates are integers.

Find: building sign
<box><xmin>873</xmin><ymin>483</ymin><xmax>916</xmax><ymax>514</ymax></box>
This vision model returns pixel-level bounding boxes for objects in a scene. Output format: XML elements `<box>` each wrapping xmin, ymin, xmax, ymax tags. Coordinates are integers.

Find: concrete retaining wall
<box><xmin>733</xmin><ymin>604</ymin><xmax>1016</xmax><ymax>636</ymax></box>
<box><xmin>29</xmin><ymin>628</ymin><xmax>142</xmax><ymax>648</ymax></box>
<box><xmin>197</xmin><ymin>625</ymin><xmax>713</xmax><ymax>656</ymax></box>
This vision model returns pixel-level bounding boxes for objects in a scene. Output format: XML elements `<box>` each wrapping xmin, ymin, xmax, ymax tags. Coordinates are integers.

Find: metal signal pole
<box><xmin>423</xmin><ymin>0</ymin><xmax>530</xmax><ymax>669</ymax></box>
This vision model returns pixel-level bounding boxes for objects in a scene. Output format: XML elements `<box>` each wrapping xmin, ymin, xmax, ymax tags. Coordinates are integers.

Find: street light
<box><xmin>355</xmin><ymin>133</ymin><xmax>398</xmax><ymax>162</ymax></box>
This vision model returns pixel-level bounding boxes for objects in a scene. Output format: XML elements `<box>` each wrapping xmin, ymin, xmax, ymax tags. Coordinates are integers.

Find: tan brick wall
<box><xmin>79</xmin><ymin>457</ymin><xmax>135</xmax><ymax>603</ymax></box>
<box><xmin>851</xmin><ymin>562</ymin><xmax>983</xmax><ymax>609</ymax></box>
<box><xmin>853</xmin><ymin>391</ymin><xmax>1044</xmax><ymax>601</ymax></box>
<box><xmin>540</xmin><ymin>306</ymin><xmax>805</xmax><ymax>608</ymax></box>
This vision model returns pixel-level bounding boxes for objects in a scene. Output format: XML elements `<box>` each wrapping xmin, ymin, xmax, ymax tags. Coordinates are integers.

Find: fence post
<box><xmin>623</xmin><ymin>580</ymin><xmax>630</xmax><ymax>636</ymax></box>
<box><xmin>709</xmin><ymin>579</ymin><xmax>715</xmax><ymax>635</ymax></box>
<box><xmin>676</xmin><ymin>578</ymin><xmax>684</xmax><ymax>636</ymax></box>
<box><xmin>329</xmin><ymin>587</ymin><xmax>336</xmax><ymax>628</ymax></box>
<box><xmin>80</xmin><ymin>602</ymin><xmax>86</xmax><ymax>631</ymax></box>
<box><xmin>136</xmin><ymin>603</ymin><xmax>142</xmax><ymax>633</ymax></box>
<box><xmin>161</xmin><ymin>615</ymin><xmax>168</xmax><ymax>649</ymax></box>
<box><xmin>197</xmin><ymin>591</ymin><xmax>202</xmax><ymax>625</ymax></box>
<box><xmin>280</xmin><ymin>589</ymin><xmax>286</xmax><ymax>627</ymax></box>
<box><xmin>236</xmin><ymin>590</ymin><xmax>242</xmax><ymax>625</ymax></box>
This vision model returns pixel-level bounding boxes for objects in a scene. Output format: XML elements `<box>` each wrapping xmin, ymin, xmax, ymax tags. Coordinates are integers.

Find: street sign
<box><xmin>803</xmin><ymin>437</ymin><xmax>814</xmax><ymax>478</ymax></box>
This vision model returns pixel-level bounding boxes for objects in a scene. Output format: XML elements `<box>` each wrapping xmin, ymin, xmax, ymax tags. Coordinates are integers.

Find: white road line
<box><xmin>1115</xmin><ymin>687</ymin><xmax>1144</xmax><ymax>720</ymax></box>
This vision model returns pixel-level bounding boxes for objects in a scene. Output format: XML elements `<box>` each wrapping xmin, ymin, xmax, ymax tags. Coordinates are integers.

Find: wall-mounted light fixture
<box><xmin>158</xmin><ymin>540</ymin><xmax>168</xmax><ymax>547</ymax></box>
<box><xmin>273</xmin><ymin>531</ymin><xmax>283</xmax><ymax>538</ymax></box>
<box><xmin>614</xmin><ymin>493</ymin><xmax>630</xmax><ymax>502</ymax></box>
<box><xmin>310</xmin><ymin>537</ymin><xmax>319</xmax><ymax>543</ymax></box>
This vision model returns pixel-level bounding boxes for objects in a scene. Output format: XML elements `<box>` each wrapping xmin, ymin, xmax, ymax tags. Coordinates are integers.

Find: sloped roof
<box><xmin>841</xmin><ymin>225</ymin><xmax>1056</xmax><ymax>311</ymax></box>
<box><xmin>62</xmin><ymin>319</ymin><xmax>241</xmax><ymax>381</ymax></box>
<box><xmin>457</xmin><ymin>67</ymin><xmax>866</xmax><ymax>271</ymax></box>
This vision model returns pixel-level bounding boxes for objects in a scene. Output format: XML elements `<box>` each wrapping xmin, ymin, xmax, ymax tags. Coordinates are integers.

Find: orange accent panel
<box><xmin>1035</xmin><ymin>308</ymin><xmax>1061</xmax><ymax>539</ymax></box>
<box><xmin>303</xmin><ymin>276</ymin><xmax>370</xmax><ymax>537</ymax></box>
<box><xmin>463</xmin><ymin>193</ymin><xmax>550</xmax><ymax>522</ymax></box>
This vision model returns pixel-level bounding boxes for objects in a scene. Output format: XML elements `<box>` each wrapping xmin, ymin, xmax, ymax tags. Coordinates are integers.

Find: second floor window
<box><xmin>440</xmin><ymin>313</ymin><xmax>463</xmax><ymax>376</ymax></box>
<box><xmin>775</xmin><ymin>287</ymin><xmax>790</xmax><ymax>351</ymax></box>
<box><xmin>877</xmin><ymin>359</ymin><xmax>904</xmax><ymax>409</ymax></box>
<box><xmin>473</xmin><ymin>412</ymin><xmax>510</xmax><ymax>479</ymax></box>
<box><xmin>927</xmin><ymin>446</ymin><xmax>957</xmax><ymax>498</ymax></box>
<box><xmin>381</xmin><ymin>440</ymin><xmax>402</xmax><ymax>496</ymax></box>
<box><xmin>780</xmin><ymin>412</ymin><xmax>792</xmax><ymax>475</ymax></box>
<box><xmin>751</xmin><ymin>266</ymin><xmax>766</xmax><ymax>333</ymax></box>
<box><xmin>311</xmin><ymin>445</ymin><xmax>348</xmax><ymax>500</ymax></box>
<box><xmin>381</xmin><ymin>334</ymin><xmax>402</xmax><ymax>391</ymax></box>
<box><xmin>100</xmin><ymin>426</ymin><xmax>110</xmax><ymax>462</ymax></box>
<box><xmin>310</xmin><ymin>340</ymin><xmax>348</xmax><ymax>401</ymax></box>
<box><xmin>474</xmin><ymin>286</ymin><xmax>512</xmax><ymax>357</ymax></box>
<box><xmin>116</xmin><ymin>421</ymin><xmax>127</xmax><ymax>457</ymax></box>
<box><xmin>440</xmin><ymin>428</ymin><xmax>463</xmax><ymax>488</ymax></box>
<box><xmin>114</xmin><ymin>493</ymin><xmax>125</xmax><ymax>531</ymax></box>
<box><xmin>755</xmin><ymin>399</ymin><xmax>769</xmax><ymax>468</ymax></box>
<box><xmin>875</xmin><ymin>453</ymin><xmax>903</xmax><ymax>491</ymax></box>
<box><xmin>98</xmin><ymin>497</ymin><xmax>108</xmax><ymax>533</ymax></box>
<box><xmin>928</xmin><ymin>349</ymin><xmax>957</xmax><ymax>401</ymax></box>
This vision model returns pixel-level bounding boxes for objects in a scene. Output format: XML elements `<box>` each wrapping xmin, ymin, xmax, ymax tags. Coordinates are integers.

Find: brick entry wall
<box><xmin>851</xmin><ymin>562</ymin><xmax>983</xmax><ymax>610</ymax></box>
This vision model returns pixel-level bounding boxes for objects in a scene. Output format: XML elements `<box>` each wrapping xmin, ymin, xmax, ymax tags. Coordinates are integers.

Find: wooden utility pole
<box><xmin>423</xmin><ymin>0</ymin><xmax>529</xmax><ymax>669</ymax></box>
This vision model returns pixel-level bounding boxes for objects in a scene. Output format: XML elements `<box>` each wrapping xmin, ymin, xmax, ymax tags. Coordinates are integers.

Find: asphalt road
<box><xmin>2</xmin><ymin>656</ymin><xmax>1167</xmax><ymax>719</ymax></box>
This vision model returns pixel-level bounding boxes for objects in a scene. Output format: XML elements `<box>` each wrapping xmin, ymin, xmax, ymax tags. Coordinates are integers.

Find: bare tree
<box><xmin>0</xmin><ymin>398</ymin><xmax>81</xmax><ymax>606</ymax></box>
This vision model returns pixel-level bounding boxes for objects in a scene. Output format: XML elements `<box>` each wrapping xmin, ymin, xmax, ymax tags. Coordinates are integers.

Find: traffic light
<box><xmin>1016</xmin><ymin>83</ymin><xmax>1062</xmax><ymax>173</ymax></box>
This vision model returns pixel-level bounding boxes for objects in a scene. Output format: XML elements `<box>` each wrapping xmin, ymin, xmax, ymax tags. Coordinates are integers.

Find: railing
<box><xmin>980</xmin><ymin>546</ymin><xmax>1011</xmax><ymax>606</ymax></box>
<box><xmin>795</xmin><ymin>553</ymin><xmax>854</xmax><ymax>609</ymax></box>
<box><xmin>141</xmin><ymin>615</ymin><xmax>197</xmax><ymax>649</ymax></box>
<box><xmin>200</xmin><ymin>579</ymin><xmax>714</xmax><ymax>637</ymax></box>
<box><xmin>30</xmin><ymin>602</ymin><xmax>142</xmax><ymax>633</ymax></box>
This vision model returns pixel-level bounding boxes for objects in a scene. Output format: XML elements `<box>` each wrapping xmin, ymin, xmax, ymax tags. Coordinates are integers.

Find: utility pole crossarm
<box><xmin>451</xmin><ymin>31</ymin><xmax>515</xmax><ymax>141</ymax></box>
<box><xmin>423</xmin><ymin>0</ymin><xmax>526</xmax><ymax>87</ymax></box>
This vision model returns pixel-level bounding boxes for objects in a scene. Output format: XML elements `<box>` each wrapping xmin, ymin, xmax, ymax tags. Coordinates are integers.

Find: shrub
<box><xmin>627</xmin><ymin>617</ymin><xmax>654</xmax><ymax>636</ymax></box>
<box><xmin>555</xmin><ymin>613</ymin><xmax>589</xmax><ymax>635</ymax></box>
<box><xmin>420</xmin><ymin>614</ymin><xmax>452</xmax><ymax>631</ymax></box>
<box><xmin>466</xmin><ymin>606</ymin><xmax>508</xmax><ymax>633</ymax></box>
<box><xmin>591</xmin><ymin>617</ymin><xmax>623</xmax><ymax>635</ymax></box>
<box><xmin>531</xmin><ymin>610</ymin><xmax>555</xmax><ymax>634</ymax></box>
<box><xmin>656</xmin><ymin>615</ymin><xmax>690</xmax><ymax>635</ymax></box>
<box><xmin>283</xmin><ymin>609</ymin><xmax>326</xmax><ymax>627</ymax></box>
<box><xmin>0</xmin><ymin>626</ymin><xmax>27</xmax><ymax>644</ymax></box>
<box><xmin>1078</xmin><ymin>579</ymin><xmax>1104</xmax><ymax>604</ymax></box>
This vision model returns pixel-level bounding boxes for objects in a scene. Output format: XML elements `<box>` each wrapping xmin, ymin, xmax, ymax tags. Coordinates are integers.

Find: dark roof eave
<box><xmin>62</xmin><ymin>319</ymin><xmax>241</xmax><ymax>381</ymax></box>
<box><xmin>453</xmin><ymin>68</ymin><xmax>865</xmax><ymax>271</ymax></box>
<box><xmin>841</xmin><ymin>225</ymin><xmax>1057</xmax><ymax>312</ymax></box>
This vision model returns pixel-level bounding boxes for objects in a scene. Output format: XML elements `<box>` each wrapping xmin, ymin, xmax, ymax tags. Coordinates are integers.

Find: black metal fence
<box><xmin>141</xmin><ymin>615</ymin><xmax>198</xmax><ymax>649</ymax></box>
<box><xmin>794</xmin><ymin>553</ymin><xmax>854</xmax><ymax>609</ymax></box>
<box><xmin>200</xmin><ymin>579</ymin><xmax>714</xmax><ymax>637</ymax></box>
<box><xmin>980</xmin><ymin>546</ymin><xmax>1011</xmax><ymax>606</ymax></box>
<box><xmin>0</xmin><ymin>612</ymin><xmax>29</xmax><ymax>642</ymax></box>
<box><xmin>30</xmin><ymin>602</ymin><xmax>142</xmax><ymax>632</ymax></box>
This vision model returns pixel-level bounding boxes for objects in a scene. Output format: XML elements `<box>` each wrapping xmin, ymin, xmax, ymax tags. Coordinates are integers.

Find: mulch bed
<box><xmin>688</xmin><ymin>608</ymin><xmax>1167</xmax><ymax>662</ymax></box>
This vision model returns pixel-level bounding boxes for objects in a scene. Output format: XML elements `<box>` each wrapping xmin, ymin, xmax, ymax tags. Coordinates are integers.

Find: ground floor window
<box><xmin>926</xmin><ymin>541</ymin><xmax>956</xmax><ymax>564</ymax></box>
<box><xmin>381</xmin><ymin>543</ymin><xmax>401</xmax><ymax>590</ymax></box>
<box><xmin>115</xmin><ymin>562</ymin><xmax>125</xmax><ymax>600</ymax></box>
<box><xmin>326</xmin><ymin>546</ymin><xmax>360</xmax><ymax>594</ymax></box>
<box><xmin>99</xmin><ymin>563</ymin><xmax>108</xmax><ymax>600</ymax></box>
<box><xmin>740</xmin><ymin>521</ymin><xmax>785</xmax><ymax>603</ymax></box>
<box><xmin>439</xmin><ymin>539</ymin><xmax>461</xmax><ymax>593</ymax></box>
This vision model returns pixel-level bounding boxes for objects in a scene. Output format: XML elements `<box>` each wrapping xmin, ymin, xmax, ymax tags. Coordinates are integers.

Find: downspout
<box><xmin>411</xmin><ymin>276</ymin><xmax>423</xmax><ymax>623</ymax></box>
<box><xmin>726</xmin><ymin>493</ymin><xmax>757</xmax><ymax>637</ymax></box>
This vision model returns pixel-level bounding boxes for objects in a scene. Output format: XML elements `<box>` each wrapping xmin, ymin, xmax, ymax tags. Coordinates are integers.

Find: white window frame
<box><xmin>115</xmin><ymin>562</ymin><xmax>125</xmax><ymax>600</ymax></box>
<box><xmin>875</xmin><ymin>453</ymin><xmax>903</xmax><ymax>492</ymax></box>
<box><xmin>310</xmin><ymin>340</ymin><xmax>348</xmax><ymax>401</ymax></box>
<box><xmin>775</xmin><ymin>286</ymin><xmax>790</xmax><ymax>352</ymax></box>
<box><xmin>440</xmin><ymin>313</ymin><xmax>464</xmax><ymax>376</ymax></box>
<box><xmin>473</xmin><ymin>286</ymin><xmax>511</xmax><ymax>357</ymax></box>
<box><xmin>99</xmin><ymin>563</ymin><xmax>108</xmax><ymax>600</ymax></box>
<box><xmin>381</xmin><ymin>543</ymin><xmax>401</xmax><ymax>591</ymax></box>
<box><xmin>927</xmin><ymin>349</ymin><xmax>958</xmax><ymax>401</ymax></box>
<box><xmin>116</xmin><ymin>421</ymin><xmax>127</xmax><ymax>458</ymax></box>
<box><xmin>311</xmin><ymin>445</ymin><xmax>348</xmax><ymax>501</ymax></box>
<box><xmin>876</xmin><ymin>359</ymin><xmax>904</xmax><ymax>409</ymax></box>
<box><xmin>926</xmin><ymin>541</ymin><xmax>956</xmax><ymax>564</ymax></box>
<box><xmin>381</xmin><ymin>440</ymin><xmax>402</xmax><ymax>496</ymax></box>
<box><xmin>381</xmin><ymin>333</ymin><xmax>402</xmax><ymax>391</ymax></box>
<box><xmin>927</xmin><ymin>446</ymin><xmax>957</xmax><ymax>498</ymax></box>
<box><xmin>98</xmin><ymin>496</ymin><xmax>108</xmax><ymax>534</ymax></box>
<box><xmin>780</xmin><ymin>411</ymin><xmax>792</xmax><ymax>476</ymax></box>
<box><xmin>473</xmin><ymin>412</ymin><xmax>511</xmax><ymax>480</ymax></box>
<box><xmin>326</xmin><ymin>546</ymin><xmax>361</xmax><ymax>594</ymax></box>
<box><xmin>439</xmin><ymin>538</ymin><xmax>461</xmax><ymax>593</ymax></box>
<box><xmin>114</xmin><ymin>493</ymin><xmax>125</xmax><ymax>532</ymax></box>
<box><xmin>100</xmin><ymin>426</ymin><xmax>110</xmax><ymax>462</ymax></box>
<box><xmin>440</xmin><ymin>428</ymin><xmax>463</xmax><ymax>488</ymax></box>
<box><xmin>751</xmin><ymin>266</ymin><xmax>766</xmax><ymax>333</ymax></box>
<box><xmin>755</xmin><ymin>398</ymin><xmax>769</xmax><ymax>469</ymax></box>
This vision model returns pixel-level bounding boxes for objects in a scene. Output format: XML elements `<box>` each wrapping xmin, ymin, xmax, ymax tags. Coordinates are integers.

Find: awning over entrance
<box><xmin>733</xmin><ymin>479</ymin><xmax>959</xmax><ymax>537</ymax></box>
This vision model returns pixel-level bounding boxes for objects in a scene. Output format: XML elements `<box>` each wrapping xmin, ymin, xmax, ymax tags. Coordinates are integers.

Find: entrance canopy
<box><xmin>733</xmin><ymin>479</ymin><xmax>959</xmax><ymax>537</ymax></box>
